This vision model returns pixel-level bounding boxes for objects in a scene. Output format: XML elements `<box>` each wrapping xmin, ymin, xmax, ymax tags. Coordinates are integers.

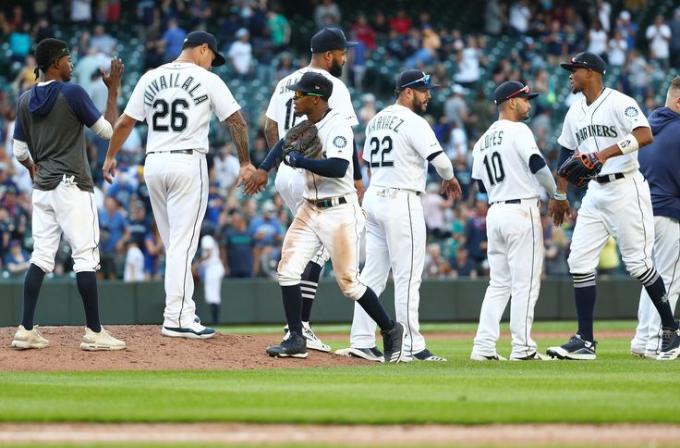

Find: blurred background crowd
<box><xmin>0</xmin><ymin>0</ymin><xmax>677</xmax><ymax>281</ymax></box>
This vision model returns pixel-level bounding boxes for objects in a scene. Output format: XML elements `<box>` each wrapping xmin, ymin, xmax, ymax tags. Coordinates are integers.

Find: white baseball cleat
<box><xmin>510</xmin><ymin>352</ymin><xmax>552</xmax><ymax>361</ymax></box>
<box><xmin>80</xmin><ymin>326</ymin><xmax>126</xmax><ymax>351</ymax></box>
<box><xmin>11</xmin><ymin>325</ymin><xmax>49</xmax><ymax>349</ymax></box>
<box><xmin>470</xmin><ymin>352</ymin><xmax>507</xmax><ymax>361</ymax></box>
<box><xmin>335</xmin><ymin>347</ymin><xmax>384</xmax><ymax>362</ymax></box>
<box><xmin>284</xmin><ymin>322</ymin><xmax>331</xmax><ymax>352</ymax></box>
<box><xmin>161</xmin><ymin>321</ymin><xmax>216</xmax><ymax>339</ymax></box>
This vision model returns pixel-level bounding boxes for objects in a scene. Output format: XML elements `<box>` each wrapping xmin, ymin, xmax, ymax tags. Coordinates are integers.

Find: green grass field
<box><xmin>1</xmin><ymin>321</ymin><xmax>680</xmax><ymax>425</ymax></box>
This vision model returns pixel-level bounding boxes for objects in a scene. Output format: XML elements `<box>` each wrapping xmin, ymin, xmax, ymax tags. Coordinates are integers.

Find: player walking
<box><xmin>103</xmin><ymin>31</ymin><xmax>255</xmax><ymax>339</ymax></box>
<box><xmin>469</xmin><ymin>81</ymin><xmax>569</xmax><ymax>361</ymax></box>
<box><xmin>631</xmin><ymin>77</ymin><xmax>680</xmax><ymax>360</ymax></box>
<box><xmin>244</xmin><ymin>27</ymin><xmax>362</xmax><ymax>352</ymax></box>
<box><xmin>11</xmin><ymin>38</ymin><xmax>125</xmax><ymax>350</ymax></box>
<box><xmin>335</xmin><ymin>70</ymin><xmax>461</xmax><ymax>362</ymax></box>
<box><xmin>546</xmin><ymin>52</ymin><xmax>680</xmax><ymax>360</ymax></box>
<box><xmin>261</xmin><ymin>72</ymin><xmax>406</xmax><ymax>362</ymax></box>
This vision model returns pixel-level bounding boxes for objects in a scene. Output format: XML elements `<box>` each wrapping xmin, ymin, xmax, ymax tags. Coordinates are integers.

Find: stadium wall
<box><xmin>0</xmin><ymin>278</ymin><xmax>642</xmax><ymax>327</ymax></box>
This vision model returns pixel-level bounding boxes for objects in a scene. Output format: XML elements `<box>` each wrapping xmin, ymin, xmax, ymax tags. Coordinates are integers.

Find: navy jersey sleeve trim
<box><xmin>529</xmin><ymin>154</ymin><xmax>547</xmax><ymax>174</ymax></box>
<box><xmin>61</xmin><ymin>83</ymin><xmax>102</xmax><ymax>127</ymax></box>
<box><xmin>352</xmin><ymin>140</ymin><xmax>362</xmax><ymax>180</ymax></box>
<box><xmin>558</xmin><ymin>146</ymin><xmax>572</xmax><ymax>167</ymax></box>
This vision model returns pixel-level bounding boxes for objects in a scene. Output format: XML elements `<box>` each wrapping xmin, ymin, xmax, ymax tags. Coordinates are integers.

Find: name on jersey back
<box><xmin>143</xmin><ymin>73</ymin><xmax>208</xmax><ymax>107</ymax></box>
<box><xmin>367</xmin><ymin>114</ymin><xmax>405</xmax><ymax>133</ymax></box>
<box><xmin>479</xmin><ymin>130</ymin><xmax>503</xmax><ymax>152</ymax></box>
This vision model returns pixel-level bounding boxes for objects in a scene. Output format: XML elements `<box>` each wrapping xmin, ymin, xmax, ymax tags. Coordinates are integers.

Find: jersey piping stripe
<box><xmin>656</xmin><ymin>221</ymin><xmax>680</xmax><ymax>353</ymax></box>
<box><xmin>352</xmin><ymin>201</ymin><xmax>368</xmax><ymax>292</ymax></box>
<box><xmin>632</xmin><ymin>176</ymin><xmax>651</xmax><ymax>272</ymax></box>
<box><xmin>406</xmin><ymin>194</ymin><xmax>414</xmax><ymax>356</ymax></box>
<box><xmin>88</xmin><ymin>192</ymin><xmax>100</xmax><ymax>270</ymax></box>
<box><xmin>525</xmin><ymin>206</ymin><xmax>536</xmax><ymax>357</ymax></box>
<box><xmin>179</xmin><ymin>156</ymin><xmax>204</xmax><ymax>327</ymax></box>
<box><xmin>588</xmin><ymin>89</ymin><xmax>613</xmax><ymax>152</ymax></box>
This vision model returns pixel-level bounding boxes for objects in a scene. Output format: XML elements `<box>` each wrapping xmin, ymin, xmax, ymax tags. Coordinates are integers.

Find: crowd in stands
<box><xmin>0</xmin><ymin>0</ymin><xmax>678</xmax><ymax>281</ymax></box>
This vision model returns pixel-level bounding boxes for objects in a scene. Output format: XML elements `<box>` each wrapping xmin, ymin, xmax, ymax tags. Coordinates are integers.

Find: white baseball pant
<box><xmin>471</xmin><ymin>199</ymin><xmax>543</xmax><ymax>359</ymax></box>
<box><xmin>631</xmin><ymin>216</ymin><xmax>680</xmax><ymax>354</ymax></box>
<box><xmin>349</xmin><ymin>187</ymin><xmax>426</xmax><ymax>355</ymax></box>
<box><xmin>203</xmin><ymin>264</ymin><xmax>225</xmax><ymax>305</ymax></box>
<box><xmin>30</xmin><ymin>175</ymin><xmax>100</xmax><ymax>273</ymax></box>
<box><xmin>144</xmin><ymin>151</ymin><xmax>208</xmax><ymax>328</ymax></box>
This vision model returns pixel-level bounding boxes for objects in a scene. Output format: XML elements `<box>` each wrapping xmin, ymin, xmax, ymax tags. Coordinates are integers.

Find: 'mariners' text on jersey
<box><xmin>574</xmin><ymin>124</ymin><xmax>619</xmax><ymax>145</ymax></box>
<box><xmin>143</xmin><ymin>74</ymin><xmax>209</xmax><ymax>106</ymax></box>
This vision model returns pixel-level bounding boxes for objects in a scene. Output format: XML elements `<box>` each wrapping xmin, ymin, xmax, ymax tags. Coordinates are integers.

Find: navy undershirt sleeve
<box><xmin>259</xmin><ymin>139</ymin><xmax>285</xmax><ymax>171</ymax></box>
<box><xmin>475</xmin><ymin>178</ymin><xmax>487</xmax><ymax>193</ymax></box>
<box><xmin>529</xmin><ymin>154</ymin><xmax>547</xmax><ymax>174</ymax></box>
<box><xmin>297</xmin><ymin>157</ymin><xmax>349</xmax><ymax>178</ymax></box>
<box><xmin>13</xmin><ymin>110</ymin><xmax>25</xmax><ymax>141</ymax></box>
<box><xmin>61</xmin><ymin>83</ymin><xmax>102</xmax><ymax>127</ymax></box>
<box><xmin>352</xmin><ymin>140</ymin><xmax>362</xmax><ymax>180</ymax></box>
<box><xmin>558</xmin><ymin>146</ymin><xmax>573</xmax><ymax>167</ymax></box>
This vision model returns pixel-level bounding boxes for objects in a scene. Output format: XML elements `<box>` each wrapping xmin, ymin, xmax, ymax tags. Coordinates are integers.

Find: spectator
<box><xmin>422</xmin><ymin>183</ymin><xmax>452</xmax><ymax>239</ymax></box>
<box><xmin>671</xmin><ymin>8</ymin><xmax>680</xmax><ymax>69</ymax></box>
<box><xmin>4</xmin><ymin>240</ymin><xmax>30</xmax><ymax>277</ymax></box>
<box><xmin>12</xmin><ymin>55</ymin><xmax>38</xmax><ymax>94</ymax></box>
<box><xmin>453</xmin><ymin>37</ymin><xmax>481</xmax><ymax>87</ymax></box>
<box><xmin>222</xmin><ymin>212</ymin><xmax>254</xmax><ymax>278</ymax></box>
<box><xmin>144</xmin><ymin>223</ymin><xmax>163</xmax><ymax>280</ymax></box>
<box><xmin>267</xmin><ymin>6</ymin><xmax>290</xmax><ymax>53</ymax></box>
<box><xmin>543</xmin><ymin>20</ymin><xmax>564</xmax><ymax>65</ymax></box>
<box><xmin>187</xmin><ymin>0</ymin><xmax>211</xmax><ymax>29</ymax></box>
<box><xmin>448</xmin><ymin>122</ymin><xmax>467</xmax><ymax>160</ymax></box>
<box><xmin>616</xmin><ymin>10</ymin><xmax>637</xmax><ymax>51</ymax></box>
<box><xmin>450</xmin><ymin>247</ymin><xmax>477</xmax><ymax>278</ymax></box>
<box><xmin>161</xmin><ymin>18</ymin><xmax>186</xmax><ymax>63</ymax></box>
<box><xmin>9</xmin><ymin>23</ymin><xmax>32</xmax><ymax>64</ymax></box>
<box><xmin>350</xmin><ymin>39</ymin><xmax>368</xmax><ymax>89</ymax></box>
<box><xmin>444</xmin><ymin>85</ymin><xmax>469</xmax><ymax>130</ymax></box>
<box><xmin>597</xmin><ymin>0</ymin><xmax>611</xmax><ymax>33</ymax></box>
<box><xmin>249</xmin><ymin>201</ymin><xmax>283</xmax><ymax>276</ymax></box>
<box><xmin>372</xmin><ymin>11</ymin><xmax>390</xmax><ymax>37</ymax></box>
<box><xmin>598</xmin><ymin>236</ymin><xmax>621</xmax><ymax>276</ymax></box>
<box><xmin>508</xmin><ymin>0</ymin><xmax>530</xmax><ymax>36</ymax></box>
<box><xmin>607</xmin><ymin>29</ymin><xmax>628</xmax><ymax>67</ymax></box>
<box><xmin>123</xmin><ymin>241</ymin><xmax>145</xmax><ymax>282</ymax></box>
<box><xmin>358</xmin><ymin>93</ymin><xmax>377</xmax><ymax>125</ymax></box>
<box><xmin>71</xmin><ymin>0</ymin><xmax>92</xmax><ymax>24</ymax></box>
<box><xmin>465</xmin><ymin>198</ymin><xmax>488</xmax><ymax>264</ymax></box>
<box><xmin>228</xmin><ymin>28</ymin><xmax>253</xmax><ymax>78</ymax></box>
<box><xmin>34</xmin><ymin>16</ymin><xmax>53</xmax><ymax>43</ymax></box>
<box><xmin>74</xmin><ymin>47</ymin><xmax>109</xmax><ymax>92</ymax></box>
<box><xmin>485</xmin><ymin>0</ymin><xmax>504</xmax><ymax>36</ymax></box>
<box><xmin>205</xmin><ymin>182</ymin><xmax>224</xmax><ymax>227</ymax></box>
<box><xmin>98</xmin><ymin>197</ymin><xmax>127</xmax><ymax>280</ymax></box>
<box><xmin>646</xmin><ymin>14</ymin><xmax>671</xmax><ymax>69</ymax></box>
<box><xmin>405</xmin><ymin>26</ymin><xmax>440</xmax><ymax>68</ymax></box>
<box><xmin>89</xmin><ymin>24</ymin><xmax>117</xmax><ymax>55</ymax></box>
<box><xmin>587</xmin><ymin>21</ymin><xmax>607</xmax><ymax>60</ymax></box>
<box><xmin>88</xmin><ymin>69</ymin><xmax>108</xmax><ymax>113</ymax></box>
<box><xmin>314</xmin><ymin>0</ymin><xmax>341</xmax><ymax>28</ymax></box>
<box><xmin>213</xmin><ymin>143</ymin><xmax>241</xmax><ymax>192</ymax></box>
<box><xmin>389</xmin><ymin>10</ymin><xmax>411</xmax><ymax>35</ymax></box>
<box><xmin>625</xmin><ymin>49</ymin><xmax>651</xmax><ymax>100</ymax></box>
<box><xmin>424</xmin><ymin>243</ymin><xmax>451</xmax><ymax>278</ymax></box>
<box><xmin>352</xmin><ymin>14</ymin><xmax>376</xmax><ymax>50</ymax></box>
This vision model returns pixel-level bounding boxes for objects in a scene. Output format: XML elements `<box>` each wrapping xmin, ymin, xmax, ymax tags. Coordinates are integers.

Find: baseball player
<box><xmin>631</xmin><ymin>76</ymin><xmax>680</xmax><ymax>360</ymax></box>
<box><xmin>260</xmin><ymin>72</ymin><xmax>406</xmax><ymax>362</ymax></box>
<box><xmin>103</xmin><ymin>31</ymin><xmax>255</xmax><ymax>339</ymax></box>
<box><xmin>469</xmin><ymin>81</ymin><xmax>569</xmax><ymax>361</ymax></box>
<box><xmin>244</xmin><ymin>27</ymin><xmax>362</xmax><ymax>352</ymax></box>
<box><xmin>199</xmin><ymin>230</ymin><xmax>225</xmax><ymax>325</ymax></box>
<box><xmin>546</xmin><ymin>52</ymin><xmax>680</xmax><ymax>360</ymax></box>
<box><xmin>10</xmin><ymin>38</ymin><xmax>125</xmax><ymax>351</ymax></box>
<box><xmin>335</xmin><ymin>70</ymin><xmax>462</xmax><ymax>363</ymax></box>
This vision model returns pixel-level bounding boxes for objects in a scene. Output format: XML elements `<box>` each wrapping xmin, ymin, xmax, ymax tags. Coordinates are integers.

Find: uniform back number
<box><xmin>369</xmin><ymin>136</ymin><xmax>394</xmax><ymax>168</ymax></box>
<box><xmin>284</xmin><ymin>98</ymin><xmax>298</xmax><ymax>131</ymax></box>
<box><xmin>483</xmin><ymin>152</ymin><xmax>505</xmax><ymax>185</ymax></box>
<box><xmin>152</xmin><ymin>99</ymin><xmax>189</xmax><ymax>132</ymax></box>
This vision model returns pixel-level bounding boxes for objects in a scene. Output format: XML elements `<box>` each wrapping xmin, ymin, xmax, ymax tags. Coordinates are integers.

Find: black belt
<box><xmin>147</xmin><ymin>149</ymin><xmax>195</xmax><ymax>155</ymax></box>
<box><xmin>595</xmin><ymin>173</ymin><xmax>625</xmax><ymax>184</ymax></box>
<box><xmin>307</xmin><ymin>197</ymin><xmax>347</xmax><ymax>209</ymax></box>
<box><xmin>493</xmin><ymin>199</ymin><xmax>521</xmax><ymax>205</ymax></box>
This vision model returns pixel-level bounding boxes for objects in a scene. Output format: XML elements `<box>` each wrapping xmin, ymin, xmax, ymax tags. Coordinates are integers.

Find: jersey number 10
<box><xmin>369</xmin><ymin>136</ymin><xmax>394</xmax><ymax>168</ymax></box>
<box><xmin>483</xmin><ymin>152</ymin><xmax>505</xmax><ymax>185</ymax></box>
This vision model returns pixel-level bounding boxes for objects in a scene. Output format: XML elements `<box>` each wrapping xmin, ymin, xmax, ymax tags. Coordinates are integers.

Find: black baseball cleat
<box><xmin>657</xmin><ymin>326</ymin><xmax>680</xmax><ymax>361</ymax></box>
<box><xmin>266</xmin><ymin>331</ymin><xmax>308</xmax><ymax>358</ymax></box>
<box><xmin>546</xmin><ymin>334</ymin><xmax>597</xmax><ymax>360</ymax></box>
<box><xmin>382</xmin><ymin>321</ymin><xmax>406</xmax><ymax>363</ymax></box>
<box><xmin>413</xmin><ymin>349</ymin><xmax>447</xmax><ymax>362</ymax></box>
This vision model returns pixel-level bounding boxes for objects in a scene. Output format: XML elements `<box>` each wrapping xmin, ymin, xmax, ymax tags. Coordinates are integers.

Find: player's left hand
<box><xmin>284</xmin><ymin>150</ymin><xmax>302</xmax><ymax>168</ymax></box>
<box><xmin>102</xmin><ymin>58</ymin><xmax>124</xmax><ymax>90</ymax></box>
<box><xmin>548</xmin><ymin>198</ymin><xmax>570</xmax><ymax>226</ymax></box>
<box><xmin>354</xmin><ymin>179</ymin><xmax>365</xmax><ymax>204</ymax></box>
<box><xmin>237</xmin><ymin>162</ymin><xmax>256</xmax><ymax>187</ymax></box>
<box><xmin>243</xmin><ymin>168</ymin><xmax>268</xmax><ymax>195</ymax></box>
<box><xmin>102</xmin><ymin>156</ymin><xmax>117</xmax><ymax>183</ymax></box>
<box><xmin>441</xmin><ymin>177</ymin><xmax>462</xmax><ymax>200</ymax></box>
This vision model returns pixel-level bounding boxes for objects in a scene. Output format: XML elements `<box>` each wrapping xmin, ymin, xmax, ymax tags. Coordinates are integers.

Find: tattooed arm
<box><xmin>264</xmin><ymin>117</ymin><xmax>280</xmax><ymax>148</ymax></box>
<box><xmin>223</xmin><ymin>110</ymin><xmax>255</xmax><ymax>186</ymax></box>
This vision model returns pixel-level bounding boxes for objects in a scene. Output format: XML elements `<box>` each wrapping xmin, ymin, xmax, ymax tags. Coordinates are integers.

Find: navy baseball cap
<box><xmin>286</xmin><ymin>72</ymin><xmax>333</xmax><ymax>100</ymax></box>
<box><xmin>182</xmin><ymin>31</ymin><xmax>226</xmax><ymax>67</ymax></box>
<box><xmin>310</xmin><ymin>27</ymin><xmax>357</xmax><ymax>53</ymax></box>
<box><xmin>560</xmin><ymin>52</ymin><xmax>607</xmax><ymax>75</ymax></box>
<box><xmin>493</xmin><ymin>81</ymin><xmax>539</xmax><ymax>105</ymax></box>
<box><xmin>396</xmin><ymin>70</ymin><xmax>439</xmax><ymax>92</ymax></box>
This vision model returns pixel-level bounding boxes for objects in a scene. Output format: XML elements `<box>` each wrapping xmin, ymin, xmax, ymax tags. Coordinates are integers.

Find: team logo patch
<box><xmin>333</xmin><ymin>136</ymin><xmax>348</xmax><ymax>148</ymax></box>
<box><xmin>624</xmin><ymin>106</ymin><xmax>639</xmax><ymax>118</ymax></box>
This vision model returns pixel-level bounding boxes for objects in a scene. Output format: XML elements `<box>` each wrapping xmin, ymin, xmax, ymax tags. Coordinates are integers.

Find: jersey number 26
<box><xmin>152</xmin><ymin>99</ymin><xmax>189</xmax><ymax>132</ymax></box>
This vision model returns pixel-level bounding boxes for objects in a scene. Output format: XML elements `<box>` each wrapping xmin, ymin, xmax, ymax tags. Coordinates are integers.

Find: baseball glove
<box><xmin>558</xmin><ymin>152</ymin><xmax>604</xmax><ymax>187</ymax></box>
<box><xmin>283</xmin><ymin>120</ymin><xmax>323</xmax><ymax>160</ymax></box>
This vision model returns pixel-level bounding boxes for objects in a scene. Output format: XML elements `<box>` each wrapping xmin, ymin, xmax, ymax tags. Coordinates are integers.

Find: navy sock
<box><xmin>357</xmin><ymin>287</ymin><xmax>394</xmax><ymax>332</ymax></box>
<box><xmin>21</xmin><ymin>264</ymin><xmax>46</xmax><ymax>330</ymax></box>
<box><xmin>572</xmin><ymin>273</ymin><xmax>596</xmax><ymax>341</ymax></box>
<box><xmin>76</xmin><ymin>271</ymin><xmax>101</xmax><ymax>332</ymax></box>
<box><xmin>281</xmin><ymin>285</ymin><xmax>303</xmax><ymax>335</ymax></box>
<box><xmin>641</xmin><ymin>272</ymin><xmax>678</xmax><ymax>329</ymax></box>
<box><xmin>300</xmin><ymin>262</ymin><xmax>322</xmax><ymax>322</ymax></box>
<box><xmin>210</xmin><ymin>304</ymin><xmax>220</xmax><ymax>325</ymax></box>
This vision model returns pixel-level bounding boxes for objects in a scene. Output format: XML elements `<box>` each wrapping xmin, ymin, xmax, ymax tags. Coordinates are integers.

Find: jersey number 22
<box><xmin>369</xmin><ymin>136</ymin><xmax>394</xmax><ymax>168</ymax></box>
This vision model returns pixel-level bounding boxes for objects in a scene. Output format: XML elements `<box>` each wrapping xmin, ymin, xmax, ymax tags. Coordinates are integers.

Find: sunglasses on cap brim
<box><xmin>399</xmin><ymin>73</ymin><xmax>436</xmax><ymax>90</ymax></box>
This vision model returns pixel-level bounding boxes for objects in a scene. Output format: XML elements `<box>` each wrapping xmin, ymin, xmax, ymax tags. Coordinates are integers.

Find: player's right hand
<box><xmin>441</xmin><ymin>177</ymin><xmax>462</xmax><ymax>200</ymax></box>
<box><xmin>102</xmin><ymin>58</ymin><xmax>124</xmax><ymax>90</ymax></box>
<box><xmin>548</xmin><ymin>198</ymin><xmax>570</xmax><ymax>226</ymax></box>
<box><xmin>103</xmin><ymin>157</ymin><xmax>117</xmax><ymax>184</ymax></box>
<box><xmin>243</xmin><ymin>168</ymin><xmax>268</xmax><ymax>195</ymax></box>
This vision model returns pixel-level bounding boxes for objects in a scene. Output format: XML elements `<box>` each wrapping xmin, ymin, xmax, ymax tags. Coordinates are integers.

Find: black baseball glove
<box><xmin>558</xmin><ymin>152</ymin><xmax>603</xmax><ymax>187</ymax></box>
<box><xmin>283</xmin><ymin>120</ymin><xmax>323</xmax><ymax>161</ymax></box>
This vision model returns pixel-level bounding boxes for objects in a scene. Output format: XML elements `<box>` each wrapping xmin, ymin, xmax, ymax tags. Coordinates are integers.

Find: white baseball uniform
<box><xmin>558</xmin><ymin>88</ymin><xmax>654</xmax><ymax>282</ymax></box>
<box><xmin>470</xmin><ymin>119</ymin><xmax>545</xmax><ymax>359</ymax></box>
<box><xmin>277</xmin><ymin>110</ymin><xmax>366</xmax><ymax>300</ymax></box>
<box><xmin>124</xmin><ymin>61</ymin><xmax>240</xmax><ymax>328</ymax></box>
<box><xmin>348</xmin><ymin>104</ymin><xmax>442</xmax><ymax>356</ymax></box>
<box><xmin>200</xmin><ymin>235</ymin><xmax>225</xmax><ymax>305</ymax></box>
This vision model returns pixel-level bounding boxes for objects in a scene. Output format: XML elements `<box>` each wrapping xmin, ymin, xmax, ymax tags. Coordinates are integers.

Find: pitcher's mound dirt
<box><xmin>0</xmin><ymin>325</ymin><xmax>361</xmax><ymax>371</ymax></box>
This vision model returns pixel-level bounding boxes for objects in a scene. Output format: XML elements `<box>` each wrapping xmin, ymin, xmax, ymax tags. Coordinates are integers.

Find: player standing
<box><xmin>199</xmin><ymin>230</ymin><xmax>226</xmax><ymax>325</ymax></box>
<box><xmin>244</xmin><ymin>27</ymin><xmax>362</xmax><ymax>352</ymax></box>
<box><xmin>546</xmin><ymin>52</ymin><xmax>680</xmax><ymax>360</ymax></box>
<box><xmin>261</xmin><ymin>72</ymin><xmax>406</xmax><ymax>362</ymax></box>
<box><xmin>11</xmin><ymin>38</ymin><xmax>125</xmax><ymax>350</ymax></box>
<box><xmin>469</xmin><ymin>81</ymin><xmax>569</xmax><ymax>361</ymax></box>
<box><xmin>631</xmin><ymin>77</ymin><xmax>680</xmax><ymax>360</ymax></box>
<box><xmin>335</xmin><ymin>70</ymin><xmax>461</xmax><ymax>362</ymax></box>
<box><xmin>103</xmin><ymin>31</ymin><xmax>255</xmax><ymax>339</ymax></box>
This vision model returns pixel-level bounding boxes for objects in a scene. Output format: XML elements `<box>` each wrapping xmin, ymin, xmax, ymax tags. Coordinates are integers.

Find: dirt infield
<box><xmin>0</xmin><ymin>325</ymin><xmax>361</xmax><ymax>371</ymax></box>
<box><xmin>1</xmin><ymin>423</ymin><xmax>679</xmax><ymax>445</ymax></box>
